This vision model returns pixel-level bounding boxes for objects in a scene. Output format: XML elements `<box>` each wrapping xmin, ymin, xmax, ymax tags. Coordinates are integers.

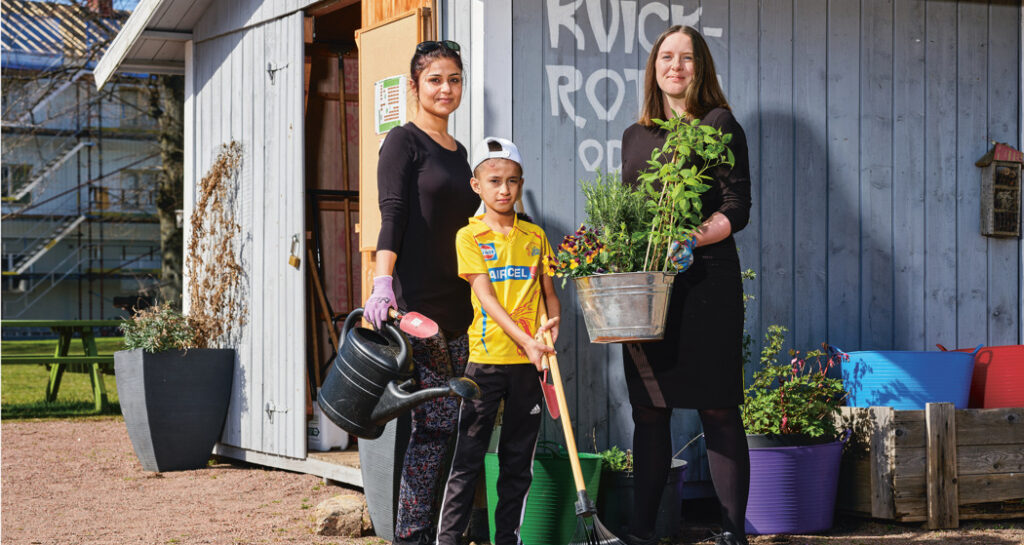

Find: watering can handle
<box><xmin>936</xmin><ymin>344</ymin><xmax>949</xmax><ymax>352</ymax></box>
<box><xmin>342</xmin><ymin>308</ymin><xmax>364</xmax><ymax>339</ymax></box>
<box><xmin>971</xmin><ymin>344</ymin><xmax>984</xmax><ymax>356</ymax></box>
<box><xmin>341</xmin><ymin>308</ymin><xmax>409</xmax><ymax>366</ymax></box>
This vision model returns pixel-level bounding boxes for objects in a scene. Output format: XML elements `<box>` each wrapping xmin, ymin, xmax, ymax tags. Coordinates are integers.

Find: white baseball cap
<box><xmin>471</xmin><ymin>137</ymin><xmax>523</xmax><ymax>172</ymax></box>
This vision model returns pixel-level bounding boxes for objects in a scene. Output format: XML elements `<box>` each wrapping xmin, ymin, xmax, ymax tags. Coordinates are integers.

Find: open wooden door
<box><xmin>356</xmin><ymin>6</ymin><xmax>434</xmax><ymax>304</ymax></box>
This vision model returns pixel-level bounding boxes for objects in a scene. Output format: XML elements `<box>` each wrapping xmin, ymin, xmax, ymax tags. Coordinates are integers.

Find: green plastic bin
<box><xmin>484</xmin><ymin>442</ymin><xmax>602</xmax><ymax>545</ymax></box>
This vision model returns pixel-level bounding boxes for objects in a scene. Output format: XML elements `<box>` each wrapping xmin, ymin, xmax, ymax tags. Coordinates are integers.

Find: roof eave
<box><xmin>94</xmin><ymin>0</ymin><xmax>181</xmax><ymax>89</ymax></box>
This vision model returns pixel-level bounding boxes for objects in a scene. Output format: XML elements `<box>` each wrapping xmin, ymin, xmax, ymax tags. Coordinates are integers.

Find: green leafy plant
<box><xmin>581</xmin><ymin>170</ymin><xmax>648</xmax><ymax>273</ymax></box>
<box><xmin>741</xmin><ymin>325</ymin><xmax>848</xmax><ymax>439</ymax></box>
<box><xmin>598</xmin><ymin>446</ymin><xmax>633</xmax><ymax>473</ymax></box>
<box><xmin>635</xmin><ymin>114</ymin><xmax>734</xmax><ymax>271</ymax></box>
<box><xmin>119</xmin><ymin>303</ymin><xmax>197</xmax><ymax>353</ymax></box>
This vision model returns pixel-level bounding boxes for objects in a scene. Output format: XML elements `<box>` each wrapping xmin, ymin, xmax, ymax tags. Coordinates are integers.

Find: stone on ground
<box><xmin>313</xmin><ymin>493</ymin><xmax>372</xmax><ymax>537</ymax></box>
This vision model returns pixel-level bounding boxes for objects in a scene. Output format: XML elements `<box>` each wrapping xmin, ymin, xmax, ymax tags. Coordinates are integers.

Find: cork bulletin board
<box><xmin>355</xmin><ymin>7</ymin><xmax>433</xmax><ymax>302</ymax></box>
<box><xmin>356</xmin><ymin>7</ymin><xmax>432</xmax><ymax>252</ymax></box>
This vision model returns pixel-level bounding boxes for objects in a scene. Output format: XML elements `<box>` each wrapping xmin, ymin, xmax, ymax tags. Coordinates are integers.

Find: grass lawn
<box><xmin>1</xmin><ymin>337</ymin><xmax>124</xmax><ymax>419</ymax></box>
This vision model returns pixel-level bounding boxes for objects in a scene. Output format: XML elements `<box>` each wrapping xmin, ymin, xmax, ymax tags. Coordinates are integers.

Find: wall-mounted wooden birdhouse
<box><xmin>975</xmin><ymin>142</ymin><xmax>1023</xmax><ymax>237</ymax></box>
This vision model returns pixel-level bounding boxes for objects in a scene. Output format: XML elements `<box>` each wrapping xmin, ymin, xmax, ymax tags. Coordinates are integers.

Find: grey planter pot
<box><xmin>597</xmin><ymin>458</ymin><xmax>687</xmax><ymax>539</ymax></box>
<box><xmin>114</xmin><ymin>348</ymin><xmax>234</xmax><ymax>472</ymax></box>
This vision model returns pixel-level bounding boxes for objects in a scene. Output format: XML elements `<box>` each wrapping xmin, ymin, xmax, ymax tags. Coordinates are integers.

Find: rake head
<box><xmin>568</xmin><ymin>513</ymin><xmax>627</xmax><ymax>545</ymax></box>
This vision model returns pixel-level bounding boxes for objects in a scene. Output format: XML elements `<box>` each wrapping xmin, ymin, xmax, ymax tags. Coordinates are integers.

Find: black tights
<box><xmin>630</xmin><ymin>405</ymin><xmax>749</xmax><ymax>537</ymax></box>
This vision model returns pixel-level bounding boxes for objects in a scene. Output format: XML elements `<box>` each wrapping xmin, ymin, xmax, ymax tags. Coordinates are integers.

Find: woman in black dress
<box><xmin>364</xmin><ymin>41</ymin><xmax>481</xmax><ymax>545</ymax></box>
<box><xmin>619</xmin><ymin>26</ymin><xmax>752</xmax><ymax>545</ymax></box>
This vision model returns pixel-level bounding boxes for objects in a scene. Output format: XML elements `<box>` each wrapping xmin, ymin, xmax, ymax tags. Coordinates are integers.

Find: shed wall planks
<box><xmin>987</xmin><ymin>0</ymin><xmax>1022</xmax><ymax>346</ymax></box>
<box><xmin>462</xmin><ymin>1</ymin><xmax>1024</xmax><ymax>485</ymax></box>
<box><xmin>191</xmin><ymin>12</ymin><xmax>305</xmax><ymax>459</ymax></box>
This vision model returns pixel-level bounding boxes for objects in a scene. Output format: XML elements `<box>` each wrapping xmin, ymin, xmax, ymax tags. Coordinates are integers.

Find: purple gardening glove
<box><xmin>365</xmin><ymin>275</ymin><xmax>397</xmax><ymax>329</ymax></box>
<box><xmin>668</xmin><ymin>235</ymin><xmax>698</xmax><ymax>272</ymax></box>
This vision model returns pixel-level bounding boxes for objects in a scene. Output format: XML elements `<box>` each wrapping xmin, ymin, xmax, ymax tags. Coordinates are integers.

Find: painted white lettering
<box><xmin>606</xmin><ymin>140</ymin><xmax>622</xmax><ymax>172</ymax></box>
<box><xmin>546</xmin><ymin>0</ymin><xmax>586</xmax><ymax>50</ymax></box>
<box><xmin>585</xmin><ymin>0</ymin><xmax>619</xmax><ymax>53</ymax></box>
<box><xmin>621</xmin><ymin>1</ymin><xmax>637</xmax><ymax>54</ymax></box>
<box><xmin>624</xmin><ymin>68</ymin><xmax>644</xmax><ymax>115</ymax></box>
<box><xmin>670</xmin><ymin>5</ymin><xmax>701</xmax><ymax>28</ymax></box>
<box><xmin>585</xmin><ymin>69</ymin><xmax>625</xmax><ymax>121</ymax></box>
<box><xmin>579</xmin><ymin>139</ymin><xmax>604</xmax><ymax>171</ymax></box>
<box><xmin>638</xmin><ymin>2</ymin><xmax>669</xmax><ymax>52</ymax></box>
<box><xmin>546</xmin><ymin>64</ymin><xmax>586</xmax><ymax>128</ymax></box>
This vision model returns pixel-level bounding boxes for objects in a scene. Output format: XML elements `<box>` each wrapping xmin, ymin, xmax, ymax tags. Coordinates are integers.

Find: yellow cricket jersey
<box><xmin>455</xmin><ymin>214</ymin><xmax>554</xmax><ymax>364</ymax></box>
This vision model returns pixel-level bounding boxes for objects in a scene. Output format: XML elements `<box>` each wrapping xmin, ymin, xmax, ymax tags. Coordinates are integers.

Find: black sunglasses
<box><xmin>416</xmin><ymin>40</ymin><xmax>461</xmax><ymax>54</ymax></box>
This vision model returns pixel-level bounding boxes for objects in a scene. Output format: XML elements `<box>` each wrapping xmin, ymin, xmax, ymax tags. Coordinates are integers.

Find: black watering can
<box><xmin>317</xmin><ymin>308</ymin><xmax>480</xmax><ymax>439</ymax></box>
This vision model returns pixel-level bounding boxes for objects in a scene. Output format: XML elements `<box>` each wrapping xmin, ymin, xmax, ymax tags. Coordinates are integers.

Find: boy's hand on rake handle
<box><xmin>531</xmin><ymin>316</ymin><xmax>560</xmax><ymax>371</ymax></box>
<box><xmin>525</xmin><ymin>338</ymin><xmax>555</xmax><ymax>372</ymax></box>
<box><xmin>537</xmin><ymin>316</ymin><xmax>559</xmax><ymax>344</ymax></box>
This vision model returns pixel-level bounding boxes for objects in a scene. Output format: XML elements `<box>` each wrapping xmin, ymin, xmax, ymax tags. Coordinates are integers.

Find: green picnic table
<box><xmin>1</xmin><ymin>319</ymin><xmax>123</xmax><ymax>412</ymax></box>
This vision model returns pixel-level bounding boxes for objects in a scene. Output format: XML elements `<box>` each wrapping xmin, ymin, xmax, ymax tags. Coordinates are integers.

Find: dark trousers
<box><xmin>436</xmin><ymin>363</ymin><xmax>543</xmax><ymax>545</ymax></box>
<box><xmin>395</xmin><ymin>332</ymin><xmax>469</xmax><ymax>541</ymax></box>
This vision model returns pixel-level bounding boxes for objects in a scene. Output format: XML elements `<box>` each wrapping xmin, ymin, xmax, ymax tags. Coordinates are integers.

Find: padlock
<box><xmin>288</xmin><ymin>234</ymin><xmax>301</xmax><ymax>269</ymax></box>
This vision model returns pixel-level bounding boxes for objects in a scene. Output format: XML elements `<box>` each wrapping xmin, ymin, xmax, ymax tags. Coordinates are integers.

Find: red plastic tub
<box><xmin>938</xmin><ymin>344</ymin><xmax>1024</xmax><ymax>408</ymax></box>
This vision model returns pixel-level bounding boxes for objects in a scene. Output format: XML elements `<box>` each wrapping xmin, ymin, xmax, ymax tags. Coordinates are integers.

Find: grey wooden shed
<box><xmin>96</xmin><ymin>0</ymin><xmax>1024</xmax><ymax>496</ymax></box>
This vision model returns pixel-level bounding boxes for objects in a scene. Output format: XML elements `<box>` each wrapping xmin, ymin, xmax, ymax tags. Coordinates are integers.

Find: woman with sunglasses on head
<box><xmin>364</xmin><ymin>40</ymin><xmax>479</xmax><ymax>545</ymax></box>
<box><xmin>620</xmin><ymin>26</ymin><xmax>752</xmax><ymax>545</ymax></box>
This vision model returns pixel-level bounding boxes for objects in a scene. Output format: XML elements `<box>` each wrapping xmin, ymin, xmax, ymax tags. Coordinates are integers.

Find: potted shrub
<box><xmin>115</xmin><ymin>142</ymin><xmax>244</xmax><ymax>472</ymax></box>
<box><xmin>115</xmin><ymin>304</ymin><xmax>234</xmax><ymax>472</ymax></box>
<box><xmin>545</xmin><ymin>115</ymin><xmax>734</xmax><ymax>343</ymax></box>
<box><xmin>740</xmin><ymin>325</ymin><xmax>848</xmax><ymax>535</ymax></box>
<box><xmin>595</xmin><ymin>445</ymin><xmax>687</xmax><ymax>540</ymax></box>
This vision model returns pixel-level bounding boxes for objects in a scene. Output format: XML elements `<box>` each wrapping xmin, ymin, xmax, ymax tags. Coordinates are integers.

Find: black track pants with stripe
<box><xmin>436</xmin><ymin>362</ymin><xmax>543</xmax><ymax>545</ymax></box>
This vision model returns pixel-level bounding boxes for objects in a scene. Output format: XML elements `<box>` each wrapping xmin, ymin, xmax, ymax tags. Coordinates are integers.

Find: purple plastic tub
<box><xmin>745</xmin><ymin>438</ymin><xmax>843</xmax><ymax>535</ymax></box>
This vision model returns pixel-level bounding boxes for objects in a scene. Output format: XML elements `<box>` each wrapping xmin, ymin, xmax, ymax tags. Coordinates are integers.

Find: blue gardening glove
<box><xmin>365</xmin><ymin>275</ymin><xmax>397</xmax><ymax>329</ymax></box>
<box><xmin>668</xmin><ymin>235</ymin><xmax>698</xmax><ymax>272</ymax></box>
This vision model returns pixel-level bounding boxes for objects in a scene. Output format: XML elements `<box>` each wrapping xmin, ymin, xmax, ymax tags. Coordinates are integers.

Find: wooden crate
<box><xmin>837</xmin><ymin>403</ymin><xmax>1024</xmax><ymax>529</ymax></box>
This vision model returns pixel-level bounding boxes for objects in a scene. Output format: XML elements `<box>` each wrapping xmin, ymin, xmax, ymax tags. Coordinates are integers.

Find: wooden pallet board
<box><xmin>837</xmin><ymin>404</ymin><xmax>1024</xmax><ymax>528</ymax></box>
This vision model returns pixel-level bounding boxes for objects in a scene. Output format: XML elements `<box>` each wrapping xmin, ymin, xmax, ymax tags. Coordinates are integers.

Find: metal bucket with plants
<box><xmin>545</xmin><ymin>115</ymin><xmax>735</xmax><ymax>343</ymax></box>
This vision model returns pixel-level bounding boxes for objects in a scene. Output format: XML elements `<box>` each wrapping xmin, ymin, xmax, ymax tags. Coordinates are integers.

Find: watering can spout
<box><xmin>370</xmin><ymin>377</ymin><xmax>481</xmax><ymax>425</ymax></box>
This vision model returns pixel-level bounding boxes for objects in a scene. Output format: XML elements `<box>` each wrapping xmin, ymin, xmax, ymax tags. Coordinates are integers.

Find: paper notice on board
<box><xmin>375</xmin><ymin>75</ymin><xmax>407</xmax><ymax>134</ymax></box>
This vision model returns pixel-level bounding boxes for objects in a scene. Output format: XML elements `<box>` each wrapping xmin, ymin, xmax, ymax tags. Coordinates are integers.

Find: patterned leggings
<box><xmin>394</xmin><ymin>331</ymin><xmax>469</xmax><ymax>541</ymax></box>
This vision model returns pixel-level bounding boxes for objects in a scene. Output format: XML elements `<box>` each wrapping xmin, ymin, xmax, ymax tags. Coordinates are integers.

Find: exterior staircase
<box><xmin>2</xmin><ymin>248</ymin><xmax>90</xmax><ymax>318</ymax></box>
<box><xmin>2</xmin><ymin>214</ymin><xmax>87</xmax><ymax>276</ymax></box>
<box><xmin>2</xmin><ymin>140</ymin><xmax>93</xmax><ymax>203</ymax></box>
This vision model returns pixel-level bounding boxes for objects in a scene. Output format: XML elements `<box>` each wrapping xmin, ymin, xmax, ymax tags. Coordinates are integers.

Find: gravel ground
<box><xmin>1</xmin><ymin>419</ymin><xmax>1021</xmax><ymax>545</ymax></box>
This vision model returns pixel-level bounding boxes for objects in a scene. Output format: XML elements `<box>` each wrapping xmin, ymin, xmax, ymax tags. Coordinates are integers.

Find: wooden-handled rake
<box><xmin>537</xmin><ymin>309</ymin><xmax>625</xmax><ymax>545</ymax></box>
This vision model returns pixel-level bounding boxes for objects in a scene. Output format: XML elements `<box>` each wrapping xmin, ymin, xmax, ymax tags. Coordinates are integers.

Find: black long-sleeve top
<box><xmin>376</xmin><ymin>123</ymin><xmax>479</xmax><ymax>333</ymax></box>
<box><xmin>621</xmin><ymin>107</ymin><xmax>752</xmax><ymax>261</ymax></box>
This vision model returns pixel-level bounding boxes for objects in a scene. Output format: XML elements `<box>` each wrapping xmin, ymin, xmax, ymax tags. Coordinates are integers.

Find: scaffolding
<box><xmin>2</xmin><ymin>0</ymin><xmax>163</xmax><ymax>324</ymax></box>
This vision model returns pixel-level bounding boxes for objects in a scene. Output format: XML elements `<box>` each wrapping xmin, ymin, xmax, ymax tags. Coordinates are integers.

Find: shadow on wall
<box><xmin>742</xmin><ymin>109</ymin><xmax>874</xmax><ymax>384</ymax></box>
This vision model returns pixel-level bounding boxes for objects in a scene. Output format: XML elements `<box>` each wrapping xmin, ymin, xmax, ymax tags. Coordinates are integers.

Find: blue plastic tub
<box><xmin>835</xmin><ymin>346</ymin><xmax>979</xmax><ymax>410</ymax></box>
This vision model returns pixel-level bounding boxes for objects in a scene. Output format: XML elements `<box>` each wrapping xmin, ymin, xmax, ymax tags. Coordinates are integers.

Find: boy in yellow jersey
<box><xmin>436</xmin><ymin>137</ymin><xmax>561</xmax><ymax>545</ymax></box>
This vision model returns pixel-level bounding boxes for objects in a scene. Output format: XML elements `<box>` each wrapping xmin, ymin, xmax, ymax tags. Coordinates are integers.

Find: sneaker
<box><xmin>713</xmin><ymin>531</ymin><xmax>748</xmax><ymax>545</ymax></box>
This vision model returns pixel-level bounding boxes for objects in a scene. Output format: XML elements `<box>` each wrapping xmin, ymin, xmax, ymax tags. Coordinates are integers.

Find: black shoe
<box><xmin>713</xmin><ymin>531</ymin><xmax>748</xmax><ymax>545</ymax></box>
<box><xmin>623</xmin><ymin>533</ymin><xmax>658</xmax><ymax>545</ymax></box>
<box><xmin>392</xmin><ymin>530</ymin><xmax>432</xmax><ymax>545</ymax></box>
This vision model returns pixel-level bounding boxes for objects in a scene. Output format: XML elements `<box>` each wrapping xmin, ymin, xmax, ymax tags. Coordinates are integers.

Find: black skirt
<box><xmin>622</xmin><ymin>253</ymin><xmax>745</xmax><ymax>409</ymax></box>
